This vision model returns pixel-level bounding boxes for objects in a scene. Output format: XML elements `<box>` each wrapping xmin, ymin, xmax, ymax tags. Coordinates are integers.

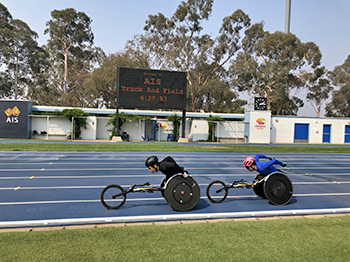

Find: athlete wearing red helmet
<box><xmin>243</xmin><ymin>156</ymin><xmax>255</xmax><ymax>168</ymax></box>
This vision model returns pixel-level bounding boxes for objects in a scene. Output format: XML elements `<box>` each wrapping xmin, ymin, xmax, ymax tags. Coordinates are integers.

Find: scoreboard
<box><xmin>117</xmin><ymin>67</ymin><xmax>187</xmax><ymax>110</ymax></box>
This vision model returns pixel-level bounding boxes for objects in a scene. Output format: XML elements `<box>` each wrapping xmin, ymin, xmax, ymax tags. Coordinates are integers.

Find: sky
<box><xmin>2</xmin><ymin>0</ymin><xmax>350</xmax><ymax>117</ymax></box>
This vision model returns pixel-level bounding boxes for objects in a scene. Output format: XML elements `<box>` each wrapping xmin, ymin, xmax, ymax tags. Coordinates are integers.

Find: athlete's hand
<box><xmin>282</xmin><ymin>162</ymin><xmax>287</xmax><ymax>167</ymax></box>
<box><xmin>268</xmin><ymin>156</ymin><xmax>275</xmax><ymax>160</ymax></box>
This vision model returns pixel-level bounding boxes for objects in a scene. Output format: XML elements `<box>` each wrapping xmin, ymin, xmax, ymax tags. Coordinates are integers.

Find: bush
<box><xmin>61</xmin><ymin>109</ymin><xmax>88</xmax><ymax>140</ymax></box>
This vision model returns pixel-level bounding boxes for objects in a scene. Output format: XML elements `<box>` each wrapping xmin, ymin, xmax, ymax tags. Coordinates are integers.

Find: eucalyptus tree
<box><xmin>126</xmin><ymin>0</ymin><xmax>250</xmax><ymax>112</ymax></box>
<box><xmin>304</xmin><ymin>66</ymin><xmax>332</xmax><ymax>117</ymax></box>
<box><xmin>230</xmin><ymin>24</ymin><xmax>322</xmax><ymax>115</ymax></box>
<box><xmin>82</xmin><ymin>50</ymin><xmax>150</xmax><ymax>108</ymax></box>
<box><xmin>44</xmin><ymin>8</ymin><xmax>96</xmax><ymax>106</ymax></box>
<box><xmin>0</xmin><ymin>4</ymin><xmax>48</xmax><ymax>99</ymax></box>
<box><xmin>0</xmin><ymin>3</ymin><xmax>12</xmax><ymax>63</ymax></box>
<box><xmin>325</xmin><ymin>55</ymin><xmax>350</xmax><ymax>117</ymax></box>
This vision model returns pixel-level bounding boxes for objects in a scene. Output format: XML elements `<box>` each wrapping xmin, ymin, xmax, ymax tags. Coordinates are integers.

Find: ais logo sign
<box><xmin>0</xmin><ymin>100</ymin><xmax>29</xmax><ymax>139</ymax></box>
<box><xmin>4</xmin><ymin>106</ymin><xmax>21</xmax><ymax>124</ymax></box>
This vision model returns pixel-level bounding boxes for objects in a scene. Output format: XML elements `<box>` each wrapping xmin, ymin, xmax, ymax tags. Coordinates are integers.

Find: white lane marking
<box><xmin>1</xmin><ymin>193</ymin><xmax>350</xmax><ymax>206</ymax></box>
<box><xmin>0</xmin><ymin>198</ymin><xmax>163</xmax><ymax>205</ymax></box>
<box><xmin>0</xmin><ymin>181</ymin><xmax>350</xmax><ymax>191</ymax></box>
<box><xmin>1</xmin><ymin>174</ymin><xmax>350</xmax><ymax>182</ymax></box>
<box><xmin>0</xmin><ymin>167</ymin><xmax>145</xmax><ymax>172</ymax></box>
<box><xmin>1</xmin><ymin>166</ymin><xmax>350</xmax><ymax>172</ymax></box>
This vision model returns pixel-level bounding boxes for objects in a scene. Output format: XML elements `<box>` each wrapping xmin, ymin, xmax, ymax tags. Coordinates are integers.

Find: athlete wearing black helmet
<box><xmin>145</xmin><ymin>155</ymin><xmax>185</xmax><ymax>182</ymax></box>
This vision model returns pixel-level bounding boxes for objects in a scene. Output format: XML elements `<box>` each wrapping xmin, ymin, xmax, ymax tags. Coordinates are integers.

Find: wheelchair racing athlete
<box><xmin>145</xmin><ymin>155</ymin><xmax>200</xmax><ymax>210</ymax></box>
<box><xmin>145</xmin><ymin>155</ymin><xmax>187</xmax><ymax>184</ymax></box>
<box><xmin>243</xmin><ymin>154</ymin><xmax>287</xmax><ymax>181</ymax></box>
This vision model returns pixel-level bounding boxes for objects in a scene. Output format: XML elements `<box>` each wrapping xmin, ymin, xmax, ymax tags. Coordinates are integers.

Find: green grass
<box><xmin>1</xmin><ymin>141</ymin><xmax>350</xmax><ymax>153</ymax></box>
<box><xmin>1</xmin><ymin>216</ymin><xmax>349</xmax><ymax>261</ymax></box>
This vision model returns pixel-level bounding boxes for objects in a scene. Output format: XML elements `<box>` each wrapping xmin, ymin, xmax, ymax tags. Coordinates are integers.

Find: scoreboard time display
<box><xmin>117</xmin><ymin>67</ymin><xmax>187</xmax><ymax>110</ymax></box>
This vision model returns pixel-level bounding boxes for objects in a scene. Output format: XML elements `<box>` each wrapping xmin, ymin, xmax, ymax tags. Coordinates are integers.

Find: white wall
<box><xmin>31</xmin><ymin>116</ymin><xmax>47</xmax><ymax>135</ymax></box>
<box><xmin>80</xmin><ymin>116</ymin><xmax>96</xmax><ymax>140</ymax></box>
<box><xmin>96</xmin><ymin>117</ymin><xmax>111</xmax><ymax>139</ymax></box>
<box><xmin>30</xmin><ymin>112</ymin><xmax>350</xmax><ymax>144</ymax></box>
<box><xmin>155</xmin><ymin>120</ymin><xmax>173</xmax><ymax>141</ymax></box>
<box><xmin>122</xmin><ymin>120</ymin><xmax>144</xmax><ymax>141</ymax></box>
<box><xmin>48</xmin><ymin>117</ymin><xmax>71</xmax><ymax>135</ymax></box>
<box><xmin>218</xmin><ymin>121</ymin><xmax>246</xmax><ymax>142</ymax></box>
<box><xmin>188</xmin><ymin>120</ymin><xmax>246</xmax><ymax>142</ymax></box>
<box><xmin>190</xmin><ymin>120</ymin><xmax>208</xmax><ymax>141</ymax></box>
<box><xmin>245</xmin><ymin>111</ymin><xmax>271</xmax><ymax>143</ymax></box>
<box><xmin>31</xmin><ymin>116</ymin><xmax>71</xmax><ymax>140</ymax></box>
<box><xmin>271</xmin><ymin>116</ymin><xmax>350</xmax><ymax>144</ymax></box>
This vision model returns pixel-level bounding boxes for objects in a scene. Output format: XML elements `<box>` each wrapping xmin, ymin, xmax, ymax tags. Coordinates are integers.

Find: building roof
<box><xmin>31</xmin><ymin>105</ymin><xmax>245</xmax><ymax>120</ymax></box>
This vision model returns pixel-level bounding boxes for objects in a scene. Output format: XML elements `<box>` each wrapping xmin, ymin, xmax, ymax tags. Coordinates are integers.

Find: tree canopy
<box><xmin>230</xmin><ymin>26</ymin><xmax>322</xmax><ymax>115</ymax></box>
<box><xmin>325</xmin><ymin>55</ymin><xmax>350</xmax><ymax>117</ymax></box>
<box><xmin>126</xmin><ymin>1</ymin><xmax>249</xmax><ymax>112</ymax></box>
<box><xmin>39</xmin><ymin>8</ymin><xmax>101</xmax><ymax>107</ymax></box>
<box><xmin>0</xmin><ymin>3</ymin><xmax>48</xmax><ymax>99</ymax></box>
<box><xmin>2</xmin><ymin>1</ymin><xmax>350</xmax><ymax>117</ymax></box>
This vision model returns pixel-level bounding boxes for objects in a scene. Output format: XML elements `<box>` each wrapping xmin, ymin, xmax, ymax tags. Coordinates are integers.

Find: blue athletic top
<box><xmin>254</xmin><ymin>154</ymin><xmax>284</xmax><ymax>175</ymax></box>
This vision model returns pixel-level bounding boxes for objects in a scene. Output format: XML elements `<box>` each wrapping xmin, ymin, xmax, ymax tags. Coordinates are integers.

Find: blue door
<box><xmin>153</xmin><ymin>120</ymin><xmax>157</xmax><ymax>141</ymax></box>
<box><xmin>345</xmin><ymin>125</ymin><xmax>350</xmax><ymax>143</ymax></box>
<box><xmin>294</xmin><ymin>123</ymin><xmax>309</xmax><ymax>143</ymax></box>
<box><xmin>323</xmin><ymin>124</ymin><xmax>331</xmax><ymax>143</ymax></box>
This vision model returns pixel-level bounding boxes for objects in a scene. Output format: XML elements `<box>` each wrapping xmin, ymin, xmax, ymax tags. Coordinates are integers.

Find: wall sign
<box><xmin>0</xmin><ymin>100</ymin><xmax>31</xmax><ymax>139</ymax></box>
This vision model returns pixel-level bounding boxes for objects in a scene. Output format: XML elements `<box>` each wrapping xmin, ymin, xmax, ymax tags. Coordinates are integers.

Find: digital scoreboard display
<box><xmin>117</xmin><ymin>67</ymin><xmax>187</xmax><ymax>110</ymax></box>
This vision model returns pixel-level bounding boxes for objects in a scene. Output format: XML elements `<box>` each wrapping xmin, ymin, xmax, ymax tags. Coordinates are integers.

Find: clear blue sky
<box><xmin>2</xmin><ymin>0</ymin><xmax>350</xmax><ymax>116</ymax></box>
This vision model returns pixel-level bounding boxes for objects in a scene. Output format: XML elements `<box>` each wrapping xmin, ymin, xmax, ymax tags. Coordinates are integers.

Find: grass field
<box><xmin>1</xmin><ymin>140</ymin><xmax>350</xmax><ymax>153</ymax></box>
<box><xmin>1</xmin><ymin>216</ymin><xmax>349</xmax><ymax>261</ymax></box>
<box><xmin>1</xmin><ymin>140</ymin><xmax>350</xmax><ymax>261</ymax></box>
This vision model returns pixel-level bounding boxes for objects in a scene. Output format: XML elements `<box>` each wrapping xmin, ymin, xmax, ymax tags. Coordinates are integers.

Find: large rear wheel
<box><xmin>263</xmin><ymin>173</ymin><xmax>293</xmax><ymax>205</ymax></box>
<box><xmin>164</xmin><ymin>174</ymin><xmax>200</xmax><ymax>211</ymax></box>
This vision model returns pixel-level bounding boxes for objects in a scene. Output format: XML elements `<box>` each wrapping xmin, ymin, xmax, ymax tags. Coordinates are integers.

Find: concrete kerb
<box><xmin>1</xmin><ymin>213</ymin><xmax>349</xmax><ymax>233</ymax></box>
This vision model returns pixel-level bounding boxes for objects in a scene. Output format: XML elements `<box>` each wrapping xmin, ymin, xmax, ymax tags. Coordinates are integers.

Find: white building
<box><xmin>2</xmin><ymin>100</ymin><xmax>350</xmax><ymax>144</ymax></box>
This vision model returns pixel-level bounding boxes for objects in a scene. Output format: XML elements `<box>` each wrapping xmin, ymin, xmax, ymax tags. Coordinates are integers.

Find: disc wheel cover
<box><xmin>164</xmin><ymin>174</ymin><xmax>200</xmax><ymax>211</ymax></box>
<box><xmin>263</xmin><ymin>173</ymin><xmax>293</xmax><ymax>205</ymax></box>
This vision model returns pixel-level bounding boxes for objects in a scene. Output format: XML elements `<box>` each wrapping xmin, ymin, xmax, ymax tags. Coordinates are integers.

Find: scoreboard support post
<box><xmin>181</xmin><ymin>110</ymin><xmax>186</xmax><ymax>138</ymax></box>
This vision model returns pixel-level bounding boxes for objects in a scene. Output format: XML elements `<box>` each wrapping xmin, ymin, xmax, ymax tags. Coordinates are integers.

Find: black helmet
<box><xmin>145</xmin><ymin>156</ymin><xmax>159</xmax><ymax>167</ymax></box>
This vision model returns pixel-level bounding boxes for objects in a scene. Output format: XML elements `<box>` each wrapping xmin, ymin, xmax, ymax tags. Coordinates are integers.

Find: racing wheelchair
<box><xmin>100</xmin><ymin>173</ymin><xmax>200</xmax><ymax>211</ymax></box>
<box><xmin>206</xmin><ymin>172</ymin><xmax>293</xmax><ymax>205</ymax></box>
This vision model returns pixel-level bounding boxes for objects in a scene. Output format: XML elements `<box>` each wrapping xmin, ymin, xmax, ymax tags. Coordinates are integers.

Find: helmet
<box><xmin>243</xmin><ymin>156</ymin><xmax>255</xmax><ymax>167</ymax></box>
<box><xmin>145</xmin><ymin>156</ymin><xmax>159</xmax><ymax>167</ymax></box>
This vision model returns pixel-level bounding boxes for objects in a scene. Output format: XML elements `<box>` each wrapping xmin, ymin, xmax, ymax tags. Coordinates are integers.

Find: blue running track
<box><xmin>0</xmin><ymin>151</ymin><xmax>350</xmax><ymax>228</ymax></box>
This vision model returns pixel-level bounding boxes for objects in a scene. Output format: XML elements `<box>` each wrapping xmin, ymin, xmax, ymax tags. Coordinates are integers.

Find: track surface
<box><xmin>1</xmin><ymin>151</ymin><xmax>350</xmax><ymax>228</ymax></box>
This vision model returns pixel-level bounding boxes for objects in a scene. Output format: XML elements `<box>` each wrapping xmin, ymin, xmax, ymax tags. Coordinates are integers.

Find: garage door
<box><xmin>294</xmin><ymin>123</ymin><xmax>309</xmax><ymax>143</ymax></box>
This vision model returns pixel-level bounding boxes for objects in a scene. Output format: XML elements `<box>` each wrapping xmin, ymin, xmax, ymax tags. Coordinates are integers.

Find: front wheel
<box><xmin>100</xmin><ymin>184</ymin><xmax>126</xmax><ymax>209</ymax></box>
<box><xmin>206</xmin><ymin>180</ymin><xmax>228</xmax><ymax>203</ymax></box>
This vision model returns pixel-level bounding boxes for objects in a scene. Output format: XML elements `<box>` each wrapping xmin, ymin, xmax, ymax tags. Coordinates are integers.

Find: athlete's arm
<box><xmin>254</xmin><ymin>154</ymin><xmax>269</xmax><ymax>162</ymax></box>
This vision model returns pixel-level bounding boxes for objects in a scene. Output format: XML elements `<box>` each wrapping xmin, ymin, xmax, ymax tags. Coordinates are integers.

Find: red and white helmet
<box><xmin>243</xmin><ymin>156</ymin><xmax>255</xmax><ymax>167</ymax></box>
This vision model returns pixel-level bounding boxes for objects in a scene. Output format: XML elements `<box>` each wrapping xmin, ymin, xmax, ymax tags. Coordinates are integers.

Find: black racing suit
<box><xmin>159</xmin><ymin>156</ymin><xmax>184</xmax><ymax>182</ymax></box>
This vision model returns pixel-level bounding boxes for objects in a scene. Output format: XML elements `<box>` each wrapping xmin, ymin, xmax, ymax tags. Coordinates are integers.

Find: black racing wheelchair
<box><xmin>100</xmin><ymin>173</ymin><xmax>200</xmax><ymax>212</ymax></box>
<box><xmin>206</xmin><ymin>172</ymin><xmax>293</xmax><ymax>205</ymax></box>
